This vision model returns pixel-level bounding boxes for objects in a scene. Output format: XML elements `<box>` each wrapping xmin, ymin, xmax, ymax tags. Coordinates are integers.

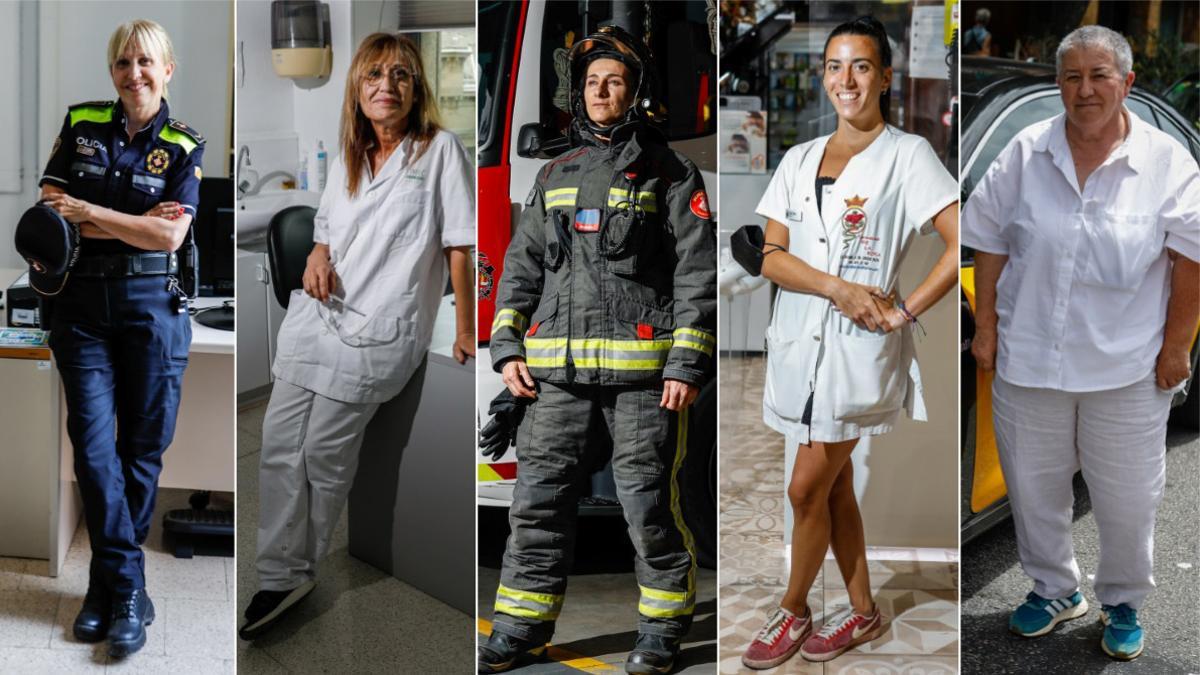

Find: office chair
<box><xmin>266</xmin><ymin>206</ymin><xmax>317</xmax><ymax>309</ymax></box>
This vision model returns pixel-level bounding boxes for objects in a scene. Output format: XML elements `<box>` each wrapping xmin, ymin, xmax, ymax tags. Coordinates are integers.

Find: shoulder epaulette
<box><xmin>67</xmin><ymin>101</ymin><xmax>115</xmax><ymax>127</ymax></box>
<box><xmin>158</xmin><ymin>119</ymin><xmax>204</xmax><ymax>155</ymax></box>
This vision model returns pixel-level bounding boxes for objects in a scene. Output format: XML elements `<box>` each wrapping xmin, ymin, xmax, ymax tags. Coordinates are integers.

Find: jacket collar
<box><xmin>113</xmin><ymin>98</ymin><xmax>171</xmax><ymax>139</ymax></box>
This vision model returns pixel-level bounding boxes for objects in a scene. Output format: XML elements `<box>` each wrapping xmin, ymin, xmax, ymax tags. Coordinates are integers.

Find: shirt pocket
<box><xmin>68</xmin><ymin>160</ymin><xmax>106</xmax><ymax>203</ymax></box>
<box><xmin>382</xmin><ymin>188</ymin><xmax>429</xmax><ymax>247</ymax></box>
<box><xmin>130</xmin><ymin>172</ymin><xmax>169</xmax><ymax>213</ymax></box>
<box><xmin>827</xmin><ymin>327</ymin><xmax>907</xmax><ymax>420</ymax></box>
<box><xmin>763</xmin><ymin>319</ymin><xmax>817</xmax><ymax>424</ymax></box>
<box><xmin>1081</xmin><ymin>211</ymin><xmax>1161</xmax><ymax>291</ymax></box>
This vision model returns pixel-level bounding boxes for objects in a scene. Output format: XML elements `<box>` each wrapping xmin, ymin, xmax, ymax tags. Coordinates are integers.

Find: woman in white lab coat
<box><xmin>239</xmin><ymin>32</ymin><xmax>476</xmax><ymax>640</ymax></box>
<box><xmin>741</xmin><ymin>17</ymin><xmax>958</xmax><ymax>668</ymax></box>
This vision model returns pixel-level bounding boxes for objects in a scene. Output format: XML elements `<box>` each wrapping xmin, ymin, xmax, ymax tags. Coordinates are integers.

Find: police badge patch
<box><xmin>146</xmin><ymin>148</ymin><xmax>170</xmax><ymax>175</ymax></box>
<box><xmin>478</xmin><ymin>251</ymin><xmax>495</xmax><ymax>300</ymax></box>
<box><xmin>839</xmin><ymin>195</ymin><xmax>869</xmax><ymax>251</ymax></box>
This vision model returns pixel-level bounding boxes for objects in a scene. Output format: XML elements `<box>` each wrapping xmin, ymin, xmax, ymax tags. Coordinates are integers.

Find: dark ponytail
<box><xmin>823</xmin><ymin>16</ymin><xmax>892</xmax><ymax>124</ymax></box>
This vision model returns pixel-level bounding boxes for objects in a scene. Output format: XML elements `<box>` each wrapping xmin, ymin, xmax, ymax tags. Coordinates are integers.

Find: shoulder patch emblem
<box><xmin>194</xmin><ymin>166</ymin><xmax>203</xmax><ymax>181</ymax></box>
<box><xmin>478</xmin><ymin>251</ymin><xmax>495</xmax><ymax>300</ymax></box>
<box><xmin>146</xmin><ymin>148</ymin><xmax>171</xmax><ymax>175</ymax></box>
<box><xmin>689</xmin><ymin>190</ymin><xmax>710</xmax><ymax>219</ymax></box>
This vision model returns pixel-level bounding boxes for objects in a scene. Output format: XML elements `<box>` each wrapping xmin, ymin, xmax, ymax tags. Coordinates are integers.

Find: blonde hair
<box><xmin>340</xmin><ymin>33</ymin><xmax>442</xmax><ymax>197</ymax></box>
<box><xmin>108</xmin><ymin>19</ymin><xmax>176</xmax><ymax>99</ymax></box>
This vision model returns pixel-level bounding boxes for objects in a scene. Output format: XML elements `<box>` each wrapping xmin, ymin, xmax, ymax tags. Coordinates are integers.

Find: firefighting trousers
<box><xmin>492</xmin><ymin>381</ymin><xmax>697</xmax><ymax>642</ymax></box>
<box><xmin>255</xmin><ymin>378</ymin><xmax>381</xmax><ymax>591</ymax></box>
<box><xmin>992</xmin><ymin>372</ymin><xmax>1170</xmax><ymax>609</ymax></box>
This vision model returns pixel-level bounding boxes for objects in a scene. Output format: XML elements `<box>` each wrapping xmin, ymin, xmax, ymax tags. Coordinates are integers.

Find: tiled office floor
<box><xmin>236</xmin><ymin>398</ymin><xmax>473</xmax><ymax>674</ymax></box>
<box><xmin>718</xmin><ymin>355</ymin><xmax>959</xmax><ymax>674</ymax></box>
<box><xmin>0</xmin><ymin>488</ymin><xmax>234</xmax><ymax>673</ymax></box>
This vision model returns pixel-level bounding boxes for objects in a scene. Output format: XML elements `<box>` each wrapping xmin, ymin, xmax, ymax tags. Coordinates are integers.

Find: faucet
<box><xmin>236</xmin><ymin>145</ymin><xmax>255</xmax><ymax>198</ymax></box>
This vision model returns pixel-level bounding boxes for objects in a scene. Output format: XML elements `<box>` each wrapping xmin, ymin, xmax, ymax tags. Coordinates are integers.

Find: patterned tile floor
<box><xmin>719</xmin><ymin>355</ymin><xmax>959</xmax><ymax>674</ymax></box>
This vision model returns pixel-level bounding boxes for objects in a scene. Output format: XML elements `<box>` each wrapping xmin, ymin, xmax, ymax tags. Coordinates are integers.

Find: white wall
<box><xmin>38</xmin><ymin>1</ymin><xmax>232</xmax><ymax>182</ymax></box>
<box><xmin>0</xmin><ymin>3</ymin><xmax>41</xmax><ymax>269</ymax></box>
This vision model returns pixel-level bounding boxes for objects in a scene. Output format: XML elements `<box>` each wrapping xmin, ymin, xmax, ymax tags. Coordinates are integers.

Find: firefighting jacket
<box><xmin>490</xmin><ymin>119</ymin><xmax>716</xmax><ymax>387</ymax></box>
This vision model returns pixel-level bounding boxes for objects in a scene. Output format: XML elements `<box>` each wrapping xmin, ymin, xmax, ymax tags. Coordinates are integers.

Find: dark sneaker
<box><xmin>1100</xmin><ymin>604</ymin><xmax>1143</xmax><ymax>660</ymax></box>
<box><xmin>238</xmin><ymin>580</ymin><xmax>316</xmax><ymax>640</ymax></box>
<box><xmin>107</xmin><ymin>589</ymin><xmax>155</xmax><ymax>658</ymax></box>
<box><xmin>625</xmin><ymin>633</ymin><xmax>680</xmax><ymax>674</ymax></box>
<box><xmin>478</xmin><ymin>631</ymin><xmax>547</xmax><ymax>673</ymax></box>
<box><xmin>73</xmin><ymin>584</ymin><xmax>111</xmax><ymax>642</ymax></box>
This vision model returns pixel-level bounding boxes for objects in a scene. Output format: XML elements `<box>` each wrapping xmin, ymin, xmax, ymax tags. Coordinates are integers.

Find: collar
<box><xmin>114</xmin><ymin>98</ymin><xmax>171</xmax><ymax>140</ymax></box>
<box><xmin>1039</xmin><ymin>106</ymin><xmax>1145</xmax><ymax>174</ymax></box>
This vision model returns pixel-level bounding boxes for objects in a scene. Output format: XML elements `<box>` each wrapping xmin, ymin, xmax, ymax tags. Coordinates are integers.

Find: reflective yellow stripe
<box><xmin>492</xmin><ymin>308</ymin><xmax>528</xmax><ymax>334</ymax></box>
<box><xmin>544</xmin><ymin>188</ymin><xmax>578</xmax><ymax>209</ymax></box>
<box><xmin>607</xmin><ymin>188</ymin><xmax>657</xmax><ymax>213</ymax></box>
<box><xmin>524</xmin><ymin>338</ymin><xmax>681</xmax><ymax>370</ymax></box>
<box><xmin>673</xmin><ymin>327</ymin><xmax>715</xmax><ymax>345</ymax></box>
<box><xmin>573</xmin><ymin>338</ymin><xmax>674</xmax><ymax>352</ymax></box>
<box><xmin>670</xmin><ymin>409</ymin><xmax>697</xmax><ymax>601</ymax></box>
<box><xmin>639</xmin><ymin>586</ymin><xmax>691</xmax><ymax>602</ymax></box>
<box><xmin>69</xmin><ymin>104</ymin><xmax>115</xmax><ymax>127</ymax></box>
<box><xmin>494</xmin><ymin>602</ymin><xmax>557</xmax><ymax>620</ymax></box>
<box><xmin>524</xmin><ymin>337</ymin><xmax>569</xmax><ymax>348</ymax></box>
<box><xmin>496</xmin><ymin>584</ymin><xmax>562</xmax><ymax>606</ymax></box>
<box><xmin>495</xmin><ymin>584</ymin><xmax>564</xmax><ymax>621</ymax></box>
<box><xmin>638</xmin><ymin>601</ymin><xmax>694</xmax><ymax>618</ymax></box>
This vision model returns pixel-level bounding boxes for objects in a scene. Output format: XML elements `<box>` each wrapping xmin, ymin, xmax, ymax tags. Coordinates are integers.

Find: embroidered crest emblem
<box><xmin>478</xmin><ymin>251</ymin><xmax>495</xmax><ymax>300</ymax></box>
<box><xmin>839</xmin><ymin>195</ymin><xmax>869</xmax><ymax>251</ymax></box>
<box><xmin>690</xmin><ymin>190</ymin><xmax>710</xmax><ymax>219</ymax></box>
<box><xmin>146</xmin><ymin>148</ymin><xmax>170</xmax><ymax>175</ymax></box>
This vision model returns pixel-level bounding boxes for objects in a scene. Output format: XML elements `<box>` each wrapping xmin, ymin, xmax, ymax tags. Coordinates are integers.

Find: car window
<box><xmin>1131</xmin><ymin>96</ymin><xmax>1197</xmax><ymax>156</ymax></box>
<box><xmin>964</xmin><ymin>94</ymin><xmax>1060</xmax><ymax>197</ymax></box>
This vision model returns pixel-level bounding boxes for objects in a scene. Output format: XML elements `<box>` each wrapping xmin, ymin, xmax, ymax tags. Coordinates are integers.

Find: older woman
<box><xmin>963</xmin><ymin>25</ymin><xmax>1199</xmax><ymax>661</ymax></box>
<box><xmin>36</xmin><ymin>19</ymin><xmax>203</xmax><ymax>658</ymax></box>
<box><xmin>239</xmin><ymin>32</ymin><xmax>475</xmax><ymax>640</ymax></box>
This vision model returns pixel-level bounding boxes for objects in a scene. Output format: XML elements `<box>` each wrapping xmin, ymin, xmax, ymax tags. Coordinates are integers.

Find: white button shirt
<box><xmin>273</xmin><ymin>130</ymin><xmax>475</xmax><ymax>403</ymax></box>
<box><xmin>756</xmin><ymin>127</ymin><xmax>957</xmax><ymax>444</ymax></box>
<box><xmin>962</xmin><ymin>110</ymin><xmax>1200</xmax><ymax>392</ymax></box>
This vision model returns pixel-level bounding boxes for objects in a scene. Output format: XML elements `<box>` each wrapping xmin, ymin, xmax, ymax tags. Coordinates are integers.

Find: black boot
<box><xmin>72</xmin><ymin>584</ymin><xmax>111</xmax><ymax>642</ymax></box>
<box><xmin>477</xmin><ymin>631</ymin><xmax>546</xmax><ymax>673</ymax></box>
<box><xmin>625</xmin><ymin>633</ymin><xmax>680</xmax><ymax>674</ymax></box>
<box><xmin>108</xmin><ymin>589</ymin><xmax>155</xmax><ymax>657</ymax></box>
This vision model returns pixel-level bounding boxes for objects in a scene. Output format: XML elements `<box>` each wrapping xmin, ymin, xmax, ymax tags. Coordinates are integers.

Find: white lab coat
<box><xmin>755</xmin><ymin>126</ymin><xmax>957</xmax><ymax>445</ymax></box>
<box><xmin>273</xmin><ymin>130</ymin><xmax>475</xmax><ymax>404</ymax></box>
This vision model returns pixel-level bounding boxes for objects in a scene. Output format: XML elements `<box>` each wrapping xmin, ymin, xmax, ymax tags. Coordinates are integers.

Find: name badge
<box><xmin>573</xmin><ymin>208</ymin><xmax>600</xmax><ymax>232</ymax></box>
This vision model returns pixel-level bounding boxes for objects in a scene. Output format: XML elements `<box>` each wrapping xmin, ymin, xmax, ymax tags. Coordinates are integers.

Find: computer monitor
<box><xmin>197</xmin><ymin>177</ymin><xmax>234</xmax><ymax>297</ymax></box>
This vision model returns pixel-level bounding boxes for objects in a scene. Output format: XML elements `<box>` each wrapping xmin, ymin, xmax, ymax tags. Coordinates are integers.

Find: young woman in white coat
<box><xmin>239</xmin><ymin>33</ymin><xmax>476</xmax><ymax>640</ymax></box>
<box><xmin>741</xmin><ymin>17</ymin><xmax>959</xmax><ymax>668</ymax></box>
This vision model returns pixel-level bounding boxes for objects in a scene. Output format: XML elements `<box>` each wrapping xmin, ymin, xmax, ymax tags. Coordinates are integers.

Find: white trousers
<box><xmin>255</xmin><ymin>379</ymin><xmax>382</xmax><ymax>591</ymax></box>
<box><xmin>991</xmin><ymin>373</ymin><xmax>1170</xmax><ymax>609</ymax></box>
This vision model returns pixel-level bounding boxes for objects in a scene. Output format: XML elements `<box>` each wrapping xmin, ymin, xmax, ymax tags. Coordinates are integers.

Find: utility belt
<box><xmin>73</xmin><ymin>251</ymin><xmax>179</xmax><ymax>278</ymax></box>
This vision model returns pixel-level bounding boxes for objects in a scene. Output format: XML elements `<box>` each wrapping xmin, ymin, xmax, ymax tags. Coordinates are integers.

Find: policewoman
<box><xmin>739</xmin><ymin>17</ymin><xmax>958</xmax><ymax>668</ymax></box>
<box><xmin>239</xmin><ymin>33</ymin><xmax>475</xmax><ymax>640</ymax></box>
<box><xmin>36</xmin><ymin>19</ymin><xmax>203</xmax><ymax>658</ymax></box>
<box><xmin>479</xmin><ymin>26</ymin><xmax>716</xmax><ymax>675</ymax></box>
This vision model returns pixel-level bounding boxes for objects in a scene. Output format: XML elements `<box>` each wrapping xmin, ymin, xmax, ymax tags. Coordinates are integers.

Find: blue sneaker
<box><xmin>1100</xmin><ymin>604</ymin><xmax>1143</xmax><ymax>660</ymax></box>
<box><xmin>1009</xmin><ymin>591</ymin><xmax>1088</xmax><ymax>637</ymax></box>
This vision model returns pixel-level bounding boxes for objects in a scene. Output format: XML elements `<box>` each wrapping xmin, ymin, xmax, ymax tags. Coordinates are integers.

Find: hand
<box><xmin>1156</xmin><ymin>344</ymin><xmax>1191</xmax><ymax>391</ymax></box>
<box><xmin>829</xmin><ymin>279</ymin><xmax>891</xmax><ymax>332</ymax></box>
<box><xmin>972</xmin><ymin>326</ymin><xmax>998</xmax><ymax>372</ymax></box>
<box><xmin>453</xmin><ymin>331</ymin><xmax>475</xmax><ymax>364</ymax></box>
<box><xmin>144</xmin><ymin>201</ymin><xmax>184</xmax><ymax>220</ymax></box>
<box><xmin>882</xmin><ymin>305</ymin><xmax>908</xmax><ymax>333</ymax></box>
<box><xmin>43</xmin><ymin>192</ymin><xmax>93</xmax><ymax>224</ymax></box>
<box><xmin>660</xmin><ymin>379</ymin><xmax>699</xmax><ymax>411</ymax></box>
<box><xmin>302</xmin><ymin>245</ymin><xmax>338</xmax><ymax>302</ymax></box>
<box><xmin>502</xmin><ymin>359</ymin><xmax>537</xmax><ymax>398</ymax></box>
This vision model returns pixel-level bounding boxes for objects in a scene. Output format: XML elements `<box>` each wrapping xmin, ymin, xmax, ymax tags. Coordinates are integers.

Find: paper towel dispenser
<box><xmin>271</xmin><ymin>0</ymin><xmax>331</xmax><ymax>79</ymax></box>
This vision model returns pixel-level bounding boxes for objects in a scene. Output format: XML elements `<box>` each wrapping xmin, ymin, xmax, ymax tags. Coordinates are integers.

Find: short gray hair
<box><xmin>1055</xmin><ymin>25</ymin><xmax>1133</xmax><ymax>77</ymax></box>
<box><xmin>975</xmin><ymin>8</ymin><xmax>990</xmax><ymax>25</ymax></box>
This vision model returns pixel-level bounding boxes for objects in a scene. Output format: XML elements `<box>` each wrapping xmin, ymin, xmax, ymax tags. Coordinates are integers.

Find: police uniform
<box><xmin>39</xmin><ymin>99</ymin><xmax>204</xmax><ymax>594</ymax></box>
<box><xmin>489</xmin><ymin>113</ymin><xmax>717</xmax><ymax>644</ymax></box>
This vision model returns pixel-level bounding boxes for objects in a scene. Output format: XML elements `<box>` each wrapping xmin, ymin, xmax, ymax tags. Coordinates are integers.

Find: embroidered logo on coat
<box><xmin>690</xmin><ymin>190</ymin><xmax>711</xmax><ymax>219</ymax></box>
<box><xmin>839</xmin><ymin>195</ymin><xmax>869</xmax><ymax>251</ymax></box>
<box><xmin>478</xmin><ymin>251</ymin><xmax>495</xmax><ymax>300</ymax></box>
<box><xmin>146</xmin><ymin>148</ymin><xmax>170</xmax><ymax>175</ymax></box>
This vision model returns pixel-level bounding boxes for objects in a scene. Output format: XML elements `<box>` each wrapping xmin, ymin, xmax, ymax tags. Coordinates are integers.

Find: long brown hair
<box><xmin>340</xmin><ymin>33</ymin><xmax>442</xmax><ymax>197</ymax></box>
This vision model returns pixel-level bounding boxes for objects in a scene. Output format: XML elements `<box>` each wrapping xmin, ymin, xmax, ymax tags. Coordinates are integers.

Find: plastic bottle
<box><xmin>298</xmin><ymin>151</ymin><xmax>309</xmax><ymax>191</ymax></box>
<box><xmin>315</xmin><ymin>141</ymin><xmax>327</xmax><ymax>191</ymax></box>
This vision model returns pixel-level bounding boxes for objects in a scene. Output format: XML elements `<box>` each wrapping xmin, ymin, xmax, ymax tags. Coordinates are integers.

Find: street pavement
<box><xmin>962</xmin><ymin>425</ymin><xmax>1198</xmax><ymax>673</ymax></box>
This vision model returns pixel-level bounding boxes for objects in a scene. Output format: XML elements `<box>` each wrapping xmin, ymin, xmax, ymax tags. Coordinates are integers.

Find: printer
<box><xmin>6</xmin><ymin>272</ymin><xmax>41</xmax><ymax>328</ymax></box>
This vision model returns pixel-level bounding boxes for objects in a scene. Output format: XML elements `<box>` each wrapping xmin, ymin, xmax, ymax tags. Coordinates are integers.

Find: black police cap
<box><xmin>14</xmin><ymin>202</ymin><xmax>80</xmax><ymax>296</ymax></box>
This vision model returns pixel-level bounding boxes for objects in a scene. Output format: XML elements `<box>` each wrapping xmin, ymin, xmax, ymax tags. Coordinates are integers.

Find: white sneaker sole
<box><xmin>240</xmin><ymin>580</ymin><xmax>316</xmax><ymax>638</ymax></box>
<box><xmin>1012</xmin><ymin>597</ymin><xmax>1089</xmax><ymax>638</ymax></box>
<box><xmin>800</xmin><ymin>621</ymin><xmax>886</xmax><ymax>662</ymax></box>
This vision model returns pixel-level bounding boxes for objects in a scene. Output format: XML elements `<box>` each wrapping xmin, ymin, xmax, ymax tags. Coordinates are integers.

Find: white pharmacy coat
<box><xmin>273</xmin><ymin>130</ymin><xmax>475</xmax><ymax>404</ymax></box>
<box><xmin>755</xmin><ymin>126</ymin><xmax>957</xmax><ymax>444</ymax></box>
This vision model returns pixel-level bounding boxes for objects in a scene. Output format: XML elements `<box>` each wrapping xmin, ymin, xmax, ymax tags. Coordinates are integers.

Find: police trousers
<box><xmin>992</xmin><ymin>373</ymin><xmax>1171</xmax><ymax>609</ymax></box>
<box><xmin>255</xmin><ymin>378</ymin><xmax>381</xmax><ymax>591</ymax></box>
<box><xmin>493</xmin><ymin>381</ymin><xmax>696</xmax><ymax>642</ymax></box>
<box><xmin>49</xmin><ymin>275</ymin><xmax>190</xmax><ymax>593</ymax></box>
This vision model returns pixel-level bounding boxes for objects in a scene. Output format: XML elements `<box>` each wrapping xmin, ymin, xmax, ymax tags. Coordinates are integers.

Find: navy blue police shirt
<box><xmin>40</xmin><ymin>99</ymin><xmax>205</xmax><ymax>254</ymax></box>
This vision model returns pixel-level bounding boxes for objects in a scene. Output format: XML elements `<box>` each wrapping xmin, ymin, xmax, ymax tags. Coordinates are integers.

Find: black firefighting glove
<box><xmin>480</xmin><ymin>389</ymin><xmax>533</xmax><ymax>461</ymax></box>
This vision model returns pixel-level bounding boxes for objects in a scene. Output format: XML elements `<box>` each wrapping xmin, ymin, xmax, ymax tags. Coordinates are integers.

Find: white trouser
<box><xmin>255</xmin><ymin>379</ymin><xmax>382</xmax><ymax>591</ymax></box>
<box><xmin>991</xmin><ymin>373</ymin><xmax>1171</xmax><ymax>609</ymax></box>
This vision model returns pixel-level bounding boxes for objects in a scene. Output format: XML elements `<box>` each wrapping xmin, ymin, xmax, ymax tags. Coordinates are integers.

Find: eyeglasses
<box><xmin>364</xmin><ymin>65</ymin><xmax>415</xmax><ymax>85</ymax></box>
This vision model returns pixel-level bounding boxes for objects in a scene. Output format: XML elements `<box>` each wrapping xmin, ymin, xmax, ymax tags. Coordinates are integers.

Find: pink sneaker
<box><xmin>800</xmin><ymin>605</ymin><xmax>885</xmax><ymax>662</ymax></box>
<box><xmin>741</xmin><ymin>606</ymin><xmax>812</xmax><ymax>670</ymax></box>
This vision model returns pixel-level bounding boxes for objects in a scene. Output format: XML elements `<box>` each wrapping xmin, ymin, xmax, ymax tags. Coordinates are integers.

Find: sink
<box><xmin>236</xmin><ymin>190</ymin><xmax>320</xmax><ymax>246</ymax></box>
